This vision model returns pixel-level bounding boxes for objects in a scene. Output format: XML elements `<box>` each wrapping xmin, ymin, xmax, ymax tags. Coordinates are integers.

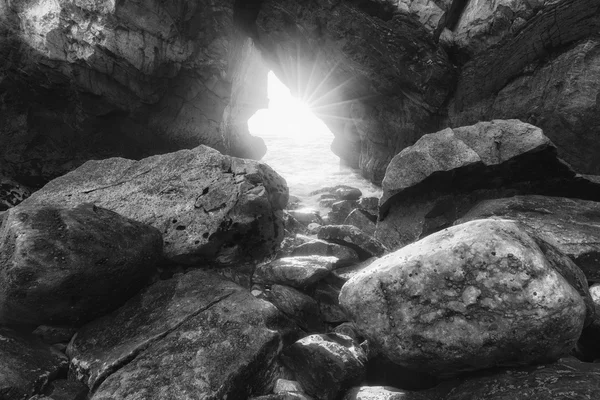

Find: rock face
<box><xmin>20</xmin><ymin>145</ymin><xmax>288</xmax><ymax>265</ymax></box>
<box><xmin>458</xmin><ymin>195</ymin><xmax>600</xmax><ymax>281</ymax></box>
<box><xmin>447</xmin><ymin>2</ymin><xmax>600</xmax><ymax>175</ymax></box>
<box><xmin>282</xmin><ymin>333</ymin><xmax>367</xmax><ymax>400</ymax></box>
<box><xmin>0</xmin><ymin>203</ymin><xmax>162</xmax><ymax>326</ymax></box>
<box><xmin>69</xmin><ymin>270</ymin><xmax>291</xmax><ymax>399</ymax></box>
<box><xmin>0</xmin><ymin>0</ymin><xmax>268</xmax><ymax>189</ymax></box>
<box><xmin>340</xmin><ymin>219</ymin><xmax>589</xmax><ymax>377</ymax></box>
<box><xmin>0</xmin><ymin>327</ymin><xmax>68</xmax><ymax>400</ymax></box>
<box><xmin>376</xmin><ymin>119</ymin><xmax>600</xmax><ymax>250</ymax></box>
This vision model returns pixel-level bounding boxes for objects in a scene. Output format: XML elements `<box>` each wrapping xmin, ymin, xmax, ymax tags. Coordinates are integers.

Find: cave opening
<box><xmin>248</xmin><ymin>70</ymin><xmax>382</xmax><ymax>207</ymax></box>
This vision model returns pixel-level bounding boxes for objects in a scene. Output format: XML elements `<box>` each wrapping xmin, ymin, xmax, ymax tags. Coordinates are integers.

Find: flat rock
<box><xmin>283</xmin><ymin>333</ymin><xmax>367</xmax><ymax>400</ymax></box>
<box><xmin>343</xmin><ymin>385</ymin><xmax>433</xmax><ymax>400</ymax></box>
<box><xmin>340</xmin><ymin>219</ymin><xmax>589</xmax><ymax>377</ymax></box>
<box><xmin>20</xmin><ymin>145</ymin><xmax>288</xmax><ymax>265</ymax></box>
<box><xmin>0</xmin><ymin>203</ymin><xmax>162</xmax><ymax>326</ymax></box>
<box><xmin>0</xmin><ymin>328</ymin><xmax>68</xmax><ymax>400</ymax></box>
<box><xmin>253</xmin><ymin>256</ymin><xmax>338</xmax><ymax>289</ymax></box>
<box><xmin>68</xmin><ymin>270</ymin><xmax>291</xmax><ymax>399</ymax></box>
<box><xmin>458</xmin><ymin>195</ymin><xmax>600</xmax><ymax>281</ymax></box>
<box><xmin>318</xmin><ymin>225</ymin><xmax>387</xmax><ymax>260</ymax></box>
<box><xmin>291</xmin><ymin>239</ymin><xmax>359</xmax><ymax>267</ymax></box>
<box><xmin>343</xmin><ymin>210</ymin><xmax>377</xmax><ymax>237</ymax></box>
<box><xmin>68</xmin><ymin>270</ymin><xmax>241</xmax><ymax>389</ymax></box>
<box><xmin>443</xmin><ymin>357</ymin><xmax>600</xmax><ymax>400</ymax></box>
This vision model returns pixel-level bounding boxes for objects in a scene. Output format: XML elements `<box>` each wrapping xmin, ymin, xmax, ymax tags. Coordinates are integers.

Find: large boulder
<box><xmin>458</xmin><ymin>195</ymin><xmax>600</xmax><ymax>281</ymax></box>
<box><xmin>68</xmin><ymin>270</ymin><xmax>293</xmax><ymax>398</ymax></box>
<box><xmin>20</xmin><ymin>145</ymin><xmax>288</xmax><ymax>265</ymax></box>
<box><xmin>0</xmin><ymin>327</ymin><xmax>68</xmax><ymax>400</ymax></box>
<box><xmin>340</xmin><ymin>219</ymin><xmax>590</xmax><ymax>377</ymax></box>
<box><xmin>0</xmin><ymin>203</ymin><xmax>162</xmax><ymax>326</ymax></box>
<box><xmin>376</xmin><ymin>119</ymin><xmax>600</xmax><ymax>250</ymax></box>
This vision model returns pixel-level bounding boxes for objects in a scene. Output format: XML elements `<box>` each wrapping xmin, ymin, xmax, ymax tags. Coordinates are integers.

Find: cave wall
<box><xmin>1</xmin><ymin>0</ymin><xmax>599</xmax><ymax>190</ymax></box>
<box><xmin>0</xmin><ymin>0</ymin><xmax>267</xmax><ymax>188</ymax></box>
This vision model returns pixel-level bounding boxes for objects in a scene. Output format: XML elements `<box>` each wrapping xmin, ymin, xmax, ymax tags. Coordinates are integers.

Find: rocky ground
<box><xmin>2</xmin><ymin>119</ymin><xmax>600</xmax><ymax>399</ymax></box>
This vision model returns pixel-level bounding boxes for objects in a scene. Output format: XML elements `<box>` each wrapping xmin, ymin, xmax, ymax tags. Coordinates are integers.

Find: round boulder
<box><xmin>340</xmin><ymin>219</ymin><xmax>588</xmax><ymax>377</ymax></box>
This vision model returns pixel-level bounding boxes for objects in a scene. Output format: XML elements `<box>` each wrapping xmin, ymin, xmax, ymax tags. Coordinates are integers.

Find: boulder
<box><xmin>283</xmin><ymin>333</ymin><xmax>367</xmax><ymax>400</ymax></box>
<box><xmin>0</xmin><ymin>203</ymin><xmax>162</xmax><ymax>326</ymax></box>
<box><xmin>340</xmin><ymin>219</ymin><xmax>590</xmax><ymax>377</ymax></box>
<box><xmin>20</xmin><ymin>145</ymin><xmax>288</xmax><ymax>265</ymax></box>
<box><xmin>318</xmin><ymin>225</ymin><xmax>387</xmax><ymax>260</ymax></box>
<box><xmin>68</xmin><ymin>270</ymin><xmax>292</xmax><ymax>399</ymax></box>
<box><xmin>0</xmin><ymin>327</ymin><xmax>68</xmax><ymax>400</ymax></box>
<box><xmin>343</xmin><ymin>210</ymin><xmax>377</xmax><ymax>237</ymax></box>
<box><xmin>443</xmin><ymin>357</ymin><xmax>600</xmax><ymax>400</ymax></box>
<box><xmin>335</xmin><ymin>187</ymin><xmax>362</xmax><ymax>201</ymax></box>
<box><xmin>253</xmin><ymin>256</ymin><xmax>338</xmax><ymax>289</ymax></box>
<box><xmin>578</xmin><ymin>284</ymin><xmax>600</xmax><ymax>360</ymax></box>
<box><xmin>266</xmin><ymin>284</ymin><xmax>324</xmax><ymax>332</ymax></box>
<box><xmin>376</xmin><ymin>120</ymin><xmax>600</xmax><ymax>250</ymax></box>
<box><xmin>273</xmin><ymin>379</ymin><xmax>305</xmax><ymax>394</ymax></box>
<box><xmin>328</xmin><ymin>201</ymin><xmax>360</xmax><ymax>225</ymax></box>
<box><xmin>458</xmin><ymin>195</ymin><xmax>600</xmax><ymax>281</ymax></box>
<box><xmin>291</xmin><ymin>240</ymin><xmax>359</xmax><ymax>267</ymax></box>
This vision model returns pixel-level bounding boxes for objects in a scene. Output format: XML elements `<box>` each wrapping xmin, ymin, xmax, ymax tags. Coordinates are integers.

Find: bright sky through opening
<box><xmin>248</xmin><ymin>71</ymin><xmax>333</xmax><ymax>140</ymax></box>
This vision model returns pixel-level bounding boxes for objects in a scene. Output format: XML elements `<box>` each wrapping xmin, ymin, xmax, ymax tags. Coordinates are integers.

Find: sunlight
<box><xmin>248</xmin><ymin>71</ymin><xmax>333</xmax><ymax>139</ymax></box>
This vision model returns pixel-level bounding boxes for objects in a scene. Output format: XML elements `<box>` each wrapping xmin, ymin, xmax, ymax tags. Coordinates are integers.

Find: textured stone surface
<box><xmin>291</xmin><ymin>239</ymin><xmax>359</xmax><ymax>267</ymax></box>
<box><xmin>340</xmin><ymin>219</ymin><xmax>589</xmax><ymax>377</ymax></box>
<box><xmin>283</xmin><ymin>333</ymin><xmax>367</xmax><ymax>400</ymax></box>
<box><xmin>0</xmin><ymin>327</ymin><xmax>68</xmax><ymax>400</ymax></box>
<box><xmin>20</xmin><ymin>145</ymin><xmax>288</xmax><ymax>265</ymax></box>
<box><xmin>343</xmin><ymin>385</ymin><xmax>433</xmax><ymax>400</ymax></box>
<box><xmin>0</xmin><ymin>203</ymin><xmax>162</xmax><ymax>326</ymax></box>
<box><xmin>266</xmin><ymin>284</ymin><xmax>324</xmax><ymax>332</ymax></box>
<box><xmin>69</xmin><ymin>270</ymin><xmax>291</xmax><ymax>399</ymax></box>
<box><xmin>0</xmin><ymin>0</ymin><xmax>268</xmax><ymax>187</ymax></box>
<box><xmin>376</xmin><ymin>120</ymin><xmax>600</xmax><ymax>250</ymax></box>
<box><xmin>448</xmin><ymin>3</ymin><xmax>600</xmax><ymax>175</ymax></box>
<box><xmin>443</xmin><ymin>357</ymin><xmax>600</xmax><ymax>400</ymax></box>
<box><xmin>458</xmin><ymin>195</ymin><xmax>600</xmax><ymax>281</ymax></box>
<box><xmin>318</xmin><ymin>225</ymin><xmax>387</xmax><ymax>260</ymax></box>
<box><xmin>253</xmin><ymin>256</ymin><xmax>337</xmax><ymax>289</ymax></box>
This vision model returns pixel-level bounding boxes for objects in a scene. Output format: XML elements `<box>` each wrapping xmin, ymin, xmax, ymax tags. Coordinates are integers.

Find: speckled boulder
<box><xmin>20</xmin><ymin>145</ymin><xmax>288</xmax><ymax>265</ymax></box>
<box><xmin>340</xmin><ymin>219</ymin><xmax>589</xmax><ymax>377</ymax></box>
<box><xmin>0</xmin><ymin>203</ymin><xmax>162</xmax><ymax>326</ymax></box>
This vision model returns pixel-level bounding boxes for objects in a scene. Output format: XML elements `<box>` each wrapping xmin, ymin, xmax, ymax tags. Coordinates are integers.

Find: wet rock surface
<box><xmin>318</xmin><ymin>225</ymin><xmax>387</xmax><ymax>260</ymax></box>
<box><xmin>341</xmin><ymin>219</ymin><xmax>589</xmax><ymax>377</ymax></box>
<box><xmin>253</xmin><ymin>256</ymin><xmax>338</xmax><ymax>289</ymax></box>
<box><xmin>0</xmin><ymin>203</ymin><xmax>162</xmax><ymax>326</ymax></box>
<box><xmin>282</xmin><ymin>333</ymin><xmax>367</xmax><ymax>400</ymax></box>
<box><xmin>20</xmin><ymin>145</ymin><xmax>288</xmax><ymax>265</ymax></box>
<box><xmin>0</xmin><ymin>327</ymin><xmax>68</xmax><ymax>400</ymax></box>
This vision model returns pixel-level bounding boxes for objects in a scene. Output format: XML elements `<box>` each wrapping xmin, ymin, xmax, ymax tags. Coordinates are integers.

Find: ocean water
<box><xmin>248</xmin><ymin>109</ymin><xmax>382</xmax><ymax>211</ymax></box>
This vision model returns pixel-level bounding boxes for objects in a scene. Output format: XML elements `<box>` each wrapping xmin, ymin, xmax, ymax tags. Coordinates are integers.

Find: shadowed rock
<box><xmin>0</xmin><ymin>203</ymin><xmax>162</xmax><ymax>326</ymax></box>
